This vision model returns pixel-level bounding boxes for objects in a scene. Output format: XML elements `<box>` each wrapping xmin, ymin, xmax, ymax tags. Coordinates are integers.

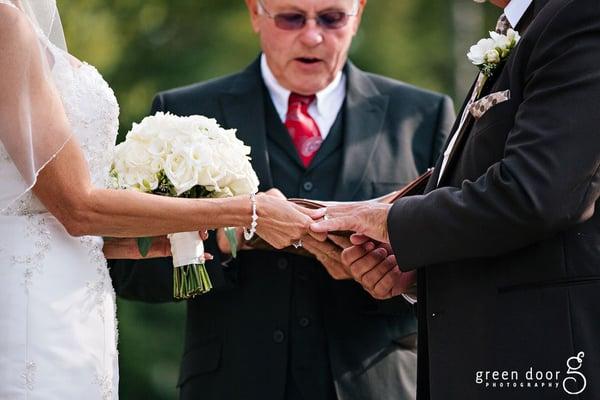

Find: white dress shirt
<box><xmin>505</xmin><ymin>0</ymin><xmax>533</xmax><ymax>28</ymax></box>
<box><xmin>260</xmin><ymin>54</ymin><xmax>346</xmax><ymax>139</ymax></box>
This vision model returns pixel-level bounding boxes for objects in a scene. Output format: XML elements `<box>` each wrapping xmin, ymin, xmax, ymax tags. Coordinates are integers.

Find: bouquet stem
<box><xmin>173</xmin><ymin>264</ymin><xmax>212</xmax><ymax>299</ymax></box>
<box><xmin>168</xmin><ymin>232</ymin><xmax>213</xmax><ymax>300</ymax></box>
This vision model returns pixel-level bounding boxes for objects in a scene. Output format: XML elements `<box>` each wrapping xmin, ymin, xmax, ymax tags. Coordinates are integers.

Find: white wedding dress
<box><xmin>0</xmin><ymin>2</ymin><xmax>120</xmax><ymax>398</ymax></box>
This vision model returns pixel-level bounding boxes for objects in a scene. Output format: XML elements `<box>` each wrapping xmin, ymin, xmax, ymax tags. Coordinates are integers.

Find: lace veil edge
<box><xmin>0</xmin><ymin>0</ymin><xmax>73</xmax><ymax>212</ymax></box>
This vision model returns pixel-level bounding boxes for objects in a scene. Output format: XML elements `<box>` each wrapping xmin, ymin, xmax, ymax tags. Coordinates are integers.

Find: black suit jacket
<box><xmin>388</xmin><ymin>1</ymin><xmax>600</xmax><ymax>399</ymax></box>
<box><xmin>110</xmin><ymin>57</ymin><xmax>454</xmax><ymax>400</ymax></box>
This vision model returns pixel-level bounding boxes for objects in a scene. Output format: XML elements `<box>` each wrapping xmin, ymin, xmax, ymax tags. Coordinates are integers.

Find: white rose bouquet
<box><xmin>111</xmin><ymin>112</ymin><xmax>259</xmax><ymax>299</ymax></box>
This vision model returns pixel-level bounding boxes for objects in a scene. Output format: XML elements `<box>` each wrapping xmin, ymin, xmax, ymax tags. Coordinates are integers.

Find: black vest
<box><xmin>263</xmin><ymin>91</ymin><xmax>344</xmax><ymax>400</ymax></box>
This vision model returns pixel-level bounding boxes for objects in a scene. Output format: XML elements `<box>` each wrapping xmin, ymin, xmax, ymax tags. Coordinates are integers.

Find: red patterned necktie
<box><xmin>285</xmin><ymin>93</ymin><xmax>323</xmax><ymax>167</ymax></box>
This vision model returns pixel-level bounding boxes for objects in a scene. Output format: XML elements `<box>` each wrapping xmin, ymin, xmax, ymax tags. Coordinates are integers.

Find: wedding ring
<box><xmin>292</xmin><ymin>240</ymin><xmax>303</xmax><ymax>249</ymax></box>
<box><xmin>323</xmin><ymin>213</ymin><xmax>329</xmax><ymax>221</ymax></box>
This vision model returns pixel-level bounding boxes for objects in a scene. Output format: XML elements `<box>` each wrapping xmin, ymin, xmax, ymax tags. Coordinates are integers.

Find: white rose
<box><xmin>147</xmin><ymin>137</ymin><xmax>168</xmax><ymax>159</ymax></box>
<box><xmin>123</xmin><ymin>140</ymin><xmax>157</xmax><ymax>169</ymax></box>
<box><xmin>189</xmin><ymin>141</ymin><xmax>222</xmax><ymax>189</ymax></box>
<box><xmin>467</xmin><ymin>38</ymin><xmax>496</xmax><ymax>65</ymax></box>
<box><xmin>229</xmin><ymin>175</ymin><xmax>258</xmax><ymax>196</ymax></box>
<box><xmin>164</xmin><ymin>146</ymin><xmax>198</xmax><ymax>195</ymax></box>
<box><xmin>188</xmin><ymin>140</ymin><xmax>214</xmax><ymax>166</ymax></box>
<box><xmin>197</xmin><ymin>168</ymin><xmax>219</xmax><ymax>190</ymax></box>
<box><xmin>128</xmin><ymin>115</ymin><xmax>165</xmax><ymax>143</ymax></box>
<box><xmin>113</xmin><ymin>142</ymin><xmax>160</xmax><ymax>190</ymax></box>
<box><xmin>121</xmin><ymin>168</ymin><xmax>159</xmax><ymax>192</ymax></box>
<box><xmin>490</xmin><ymin>31</ymin><xmax>511</xmax><ymax>51</ymax></box>
<box><xmin>217</xmin><ymin>146</ymin><xmax>245</xmax><ymax>174</ymax></box>
<box><xmin>193</xmin><ymin>116</ymin><xmax>221</xmax><ymax>134</ymax></box>
<box><xmin>113</xmin><ymin>143</ymin><xmax>129</xmax><ymax>170</ymax></box>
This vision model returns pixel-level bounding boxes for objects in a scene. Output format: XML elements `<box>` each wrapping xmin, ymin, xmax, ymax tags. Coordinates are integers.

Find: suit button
<box><xmin>273</xmin><ymin>330</ymin><xmax>285</xmax><ymax>343</ymax></box>
<box><xmin>277</xmin><ymin>258</ymin><xmax>288</xmax><ymax>270</ymax></box>
<box><xmin>299</xmin><ymin>317</ymin><xmax>310</xmax><ymax>328</ymax></box>
<box><xmin>303</xmin><ymin>181</ymin><xmax>313</xmax><ymax>192</ymax></box>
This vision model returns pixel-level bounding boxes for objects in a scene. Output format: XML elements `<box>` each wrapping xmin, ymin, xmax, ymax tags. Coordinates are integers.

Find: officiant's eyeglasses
<box><xmin>258</xmin><ymin>0</ymin><xmax>359</xmax><ymax>30</ymax></box>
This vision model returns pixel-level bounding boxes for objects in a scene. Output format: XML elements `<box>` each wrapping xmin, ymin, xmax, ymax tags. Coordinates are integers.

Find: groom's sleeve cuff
<box><xmin>402</xmin><ymin>293</ymin><xmax>418</xmax><ymax>305</ymax></box>
<box><xmin>387</xmin><ymin>198</ymin><xmax>421</xmax><ymax>272</ymax></box>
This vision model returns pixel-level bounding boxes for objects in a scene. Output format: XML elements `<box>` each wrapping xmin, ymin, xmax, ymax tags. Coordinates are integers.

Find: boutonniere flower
<box><xmin>467</xmin><ymin>28</ymin><xmax>521</xmax><ymax>77</ymax></box>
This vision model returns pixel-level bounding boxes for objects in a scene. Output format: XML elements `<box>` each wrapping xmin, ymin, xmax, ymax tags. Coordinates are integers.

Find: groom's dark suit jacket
<box><xmin>110</xmin><ymin>57</ymin><xmax>454</xmax><ymax>400</ymax></box>
<box><xmin>388</xmin><ymin>1</ymin><xmax>600</xmax><ymax>399</ymax></box>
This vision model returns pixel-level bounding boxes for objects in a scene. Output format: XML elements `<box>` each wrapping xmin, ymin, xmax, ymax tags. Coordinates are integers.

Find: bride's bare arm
<box><xmin>34</xmin><ymin>142</ymin><xmax>254</xmax><ymax>237</ymax></box>
<box><xmin>1</xmin><ymin>6</ymin><xmax>320</xmax><ymax>247</ymax></box>
<box><xmin>35</xmin><ymin>141</ymin><xmax>320</xmax><ymax>248</ymax></box>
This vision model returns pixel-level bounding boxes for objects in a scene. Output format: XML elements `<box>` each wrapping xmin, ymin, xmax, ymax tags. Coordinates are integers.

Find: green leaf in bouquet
<box><xmin>224</xmin><ymin>227</ymin><xmax>238</xmax><ymax>258</ymax></box>
<box><xmin>137</xmin><ymin>237</ymin><xmax>154</xmax><ymax>257</ymax></box>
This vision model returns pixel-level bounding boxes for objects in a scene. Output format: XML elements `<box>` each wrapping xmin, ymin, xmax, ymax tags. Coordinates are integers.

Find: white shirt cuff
<box><xmin>402</xmin><ymin>293</ymin><xmax>417</xmax><ymax>305</ymax></box>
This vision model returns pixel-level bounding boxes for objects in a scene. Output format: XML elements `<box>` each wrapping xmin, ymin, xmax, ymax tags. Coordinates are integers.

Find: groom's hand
<box><xmin>301</xmin><ymin>235</ymin><xmax>353</xmax><ymax>280</ymax></box>
<box><xmin>310</xmin><ymin>203</ymin><xmax>392</xmax><ymax>244</ymax></box>
<box><xmin>341</xmin><ymin>234</ymin><xmax>415</xmax><ymax>300</ymax></box>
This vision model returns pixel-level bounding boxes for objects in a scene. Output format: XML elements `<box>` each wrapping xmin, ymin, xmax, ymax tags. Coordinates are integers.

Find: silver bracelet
<box><xmin>243</xmin><ymin>193</ymin><xmax>258</xmax><ymax>241</ymax></box>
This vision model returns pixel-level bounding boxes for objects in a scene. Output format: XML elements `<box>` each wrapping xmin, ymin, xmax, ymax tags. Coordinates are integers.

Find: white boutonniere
<box><xmin>467</xmin><ymin>28</ymin><xmax>521</xmax><ymax>77</ymax></box>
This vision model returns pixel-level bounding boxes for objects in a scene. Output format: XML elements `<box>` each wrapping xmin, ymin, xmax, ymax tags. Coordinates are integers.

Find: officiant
<box><xmin>109</xmin><ymin>0</ymin><xmax>454</xmax><ymax>399</ymax></box>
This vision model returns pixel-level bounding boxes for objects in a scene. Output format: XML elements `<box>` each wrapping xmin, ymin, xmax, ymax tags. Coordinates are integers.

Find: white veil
<box><xmin>0</xmin><ymin>0</ymin><xmax>72</xmax><ymax>211</ymax></box>
<box><xmin>17</xmin><ymin>0</ymin><xmax>66</xmax><ymax>51</ymax></box>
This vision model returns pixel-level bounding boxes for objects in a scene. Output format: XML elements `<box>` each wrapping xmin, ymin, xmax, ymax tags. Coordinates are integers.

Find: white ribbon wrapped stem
<box><xmin>167</xmin><ymin>231</ymin><xmax>205</xmax><ymax>267</ymax></box>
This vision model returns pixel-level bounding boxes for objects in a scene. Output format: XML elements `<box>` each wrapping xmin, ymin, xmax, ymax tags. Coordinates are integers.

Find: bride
<box><xmin>0</xmin><ymin>1</ymin><xmax>323</xmax><ymax>398</ymax></box>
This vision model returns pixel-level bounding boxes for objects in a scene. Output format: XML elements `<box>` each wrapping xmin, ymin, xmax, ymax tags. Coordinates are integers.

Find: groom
<box><xmin>110</xmin><ymin>0</ymin><xmax>454</xmax><ymax>399</ymax></box>
<box><xmin>313</xmin><ymin>0</ymin><xmax>600</xmax><ymax>399</ymax></box>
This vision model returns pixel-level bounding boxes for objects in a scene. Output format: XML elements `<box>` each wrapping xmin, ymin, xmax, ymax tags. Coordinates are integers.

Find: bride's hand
<box><xmin>217</xmin><ymin>188</ymin><xmax>287</xmax><ymax>253</ymax></box>
<box><xmin>103</xmin><ymin>232</ymin><xmax>213</xmax><ymax>260</ymax></box>
<box><xmin>255</xmin><ymin>194</ymin><xmax>326</xmax><ymax>249</ymax></box>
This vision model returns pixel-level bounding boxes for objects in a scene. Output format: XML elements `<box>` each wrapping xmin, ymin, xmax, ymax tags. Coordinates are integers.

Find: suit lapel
<box><xmin>436</xmin><ymin>107</ymin><xmax>479</xmax><ymax>187</ymax></box>
<box><xmin>533</xmin><ymin>0</ymin><xmax>550</xmax><ymax>16</ymax></box>
<box><xmin>436</xmin><ymin>1</ymin><xmax>541</xmax><ymax>188</ymax></box>
<box><xmin>436</xmin><ymin>72</ymin><xmax>490</xmax><ymax>187</ymax></box>
<box><xmin>429</xmin><ymin>74</ymin><xmax>479</xmax><ymax>190</ymax></box>
<box><xmin>333</xmin><ymin>63</ymin><xmax>389</xmax><ymax>201</ymax></box>
<box><xmin>219</xmin><ymin>58</ymin><xmax>274</xmax><ymax>190</ymax></box>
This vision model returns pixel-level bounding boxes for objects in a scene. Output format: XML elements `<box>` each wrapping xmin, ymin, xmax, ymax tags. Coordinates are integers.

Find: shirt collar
<box><xmin>260</xmin><ymin>54</ymin><xmax>345</xmax><ymax>120</ymax></box>
<box><xmin>504</xmin><ymin>0</ymin><xmax>533</xmax><ymax>28</ymax></box>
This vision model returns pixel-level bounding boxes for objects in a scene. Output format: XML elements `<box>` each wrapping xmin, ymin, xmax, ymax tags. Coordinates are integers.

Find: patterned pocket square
<box><xmin>469</xmin><ymin>90</ymin><xmax>511</xmax><ymax>119</ymax></box>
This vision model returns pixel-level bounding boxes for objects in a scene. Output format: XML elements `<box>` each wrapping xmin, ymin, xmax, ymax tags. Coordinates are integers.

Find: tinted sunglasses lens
<box><xmin>274</xmin><ymin>13</ymin><xmax>306</xmax><ymax>30</ymax></box>
<box><xmin>317</xmin><ymin>11</ymin><xmax>349</xmax><ymax>29</ymax></box>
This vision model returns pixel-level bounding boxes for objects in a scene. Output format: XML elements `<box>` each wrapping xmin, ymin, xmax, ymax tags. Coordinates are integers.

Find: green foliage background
<box><xmin>56</xmin><ymin>0</ymin><xmax>500</xmax><ymax>398</ymax></box>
